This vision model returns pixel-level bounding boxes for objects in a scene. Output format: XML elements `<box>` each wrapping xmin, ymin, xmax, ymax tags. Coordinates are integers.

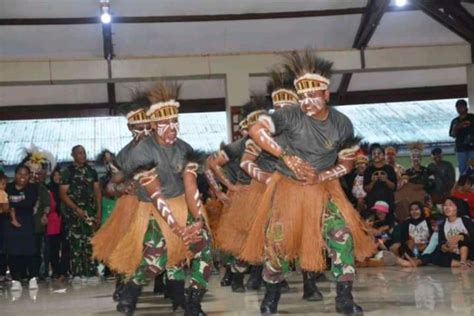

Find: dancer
<box><xmin>240</xmin><ymin>49</ymin><xmax>373</xmax><ymax>315</ymax></box>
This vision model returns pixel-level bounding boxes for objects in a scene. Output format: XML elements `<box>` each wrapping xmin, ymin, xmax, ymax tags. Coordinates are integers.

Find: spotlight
<box><xmin>100</xmin><ymin>0</ymin><xmax>112</xmax><ymax>24</ymax></box>
<box><xmin>395</xmin><ymin>0</ymin><xmax>407</xmax><ymax>7</ymax></box>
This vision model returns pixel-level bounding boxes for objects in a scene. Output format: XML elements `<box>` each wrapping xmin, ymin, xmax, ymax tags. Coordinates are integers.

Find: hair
<box><xmin>369</xmin><ymin>143</ymin><xmax>384</xmax><ymax>155</ymax></box>
<box><xmin>431</xmin><ymin>147</ymin><xmax>442</xmax><ymax>155</ymax></box>
<box><xmin>49</xmin><ymin>166</ymin><xmax>61</xmax><ymax>184</ymax></box>
<box><xmin>71</xmin><ymin>145</ymin><xmax>85</xmax><ymax>155</ymax></box>
<box><xmin>456</xmin><ymin>99</ymin><xmax>467</xmax><ymax>107</ymax></box>
<box><xmin>15</xmin><ymin>164</ymin><xmax>30</xmax><ymax>175</ymax></box>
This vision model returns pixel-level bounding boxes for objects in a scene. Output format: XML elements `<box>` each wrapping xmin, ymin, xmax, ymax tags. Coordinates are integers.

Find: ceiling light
<box><xmin>395</xmin><ymin>0</ymin><xmax>407</xmax><ymax>7</ymax></box>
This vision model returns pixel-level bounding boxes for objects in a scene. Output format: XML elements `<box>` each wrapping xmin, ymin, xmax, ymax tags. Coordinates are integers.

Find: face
<box><xmin>432</xmin><ymin>153</ymin><xmax>442</xmax><ymax>163</ymax></box>
<box><xmin>298</xmin><ymin>90</ymin><xmax>329</xmax><ymax>117</ymax></box>
<box><xmin>26</xmin><ymin>162</ymin><xmax>42</xmax><ymax>183</ymax></box>
<box><xmin>15</xmin><ymin>167</ymin><xmax>30</xmax><ymax>188</ymax></box>
<box><xmin>36</xmin><ymin>169</ymin><xmax>47</xmax><ymax>183</ymax></box>
<box><xmin>155</xmin><ymin>118</ymin><xmax>179</xmax><ymax>145</ymax></box>
<box><xmin>456</xmin><ymin>104</ymin><xmax>468</xmax><ymax>116</ymax></box>
<box><xmin>386</xmin><ymin>152</ymin><xmax>396</xmax><ymax>164</ymax></box>
<box><xmin>409</xmin><ymin>204</ymin><xmax>422</xmax><ymax>220</ymax></box>
<box><xmin>0</xmin><ymin>179</ymin><xmax>6</xmax><ymax>190</ymax></box>
<box><xmin>411</xmin><ymin>153</ymin><xmax>421</xmax><ymax>167</ymax></box>
<box><xmin>376</xmin><ymin>211</ymin><xmax>387</xmax><ymax>221</ymax></box>
<box><xmin>356</xmin><ymin>162</ymin><xmax>367</xmax><ymax>175</ymax></box>
<box><xmin>72</xmin><ymin>146</ymin><xmax>87</xmax><ymax>165</ymax></box>
<box><xmin>52</xmin><ymin>171</ymin><xmax>61</xmax><ymax>184</ymax></box>
<box><xmin>129</xmin><ymin>122</ymin><xmax>152</xmax><ymax>141</ymax></box>
<box><xmin>371</xmin><ymin>148</ymin><xmax>385</xmax><ymax>164</ymax></box>
<box><xmin>443</xmin><ymin>199</ymin><xmax>458</xmax><ymax>218</ymax></box>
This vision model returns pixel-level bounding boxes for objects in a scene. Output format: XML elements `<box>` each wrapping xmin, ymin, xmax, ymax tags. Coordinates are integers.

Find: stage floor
<box><xmin>1</xmin><ymin>266</ymin><xmax>473</xmax><ymax>315</ymax></box>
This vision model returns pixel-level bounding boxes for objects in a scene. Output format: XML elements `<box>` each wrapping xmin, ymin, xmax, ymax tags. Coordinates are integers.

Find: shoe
<box><xmin>220</xmin><ymin>266</ymin><xmax>233</xmax><ymax>287</ymax></box>
<box><xmin>116</xmin><ymin>281</ymin><xmax>142</xmax><ymax>315</ymax></box>
<box><xmin>168</xmin><ymin>279</ymin><xmax>186</xmax><ymax>312</ymax></box>
<box><xmin>302</xmin><ymin>272</ymin><xmax>323</xmax><ymax>301</ymax></box>
<box><xmin>185</xmin><ymin>288</ymin><xmax>207</xmax><ymax>316</ymax></box>
<box><xmin>113</xmin><ymin>282</ymin><xmax>125</xmax><ymax>302</ymax></box>
<box><xmin>81</xmin><ymin>276</ymin><xmax>88</xmax><ymax>283</ymax></box>
<box><xmin>260</xmin><ymin>282</ymin><xmax>281</xmax><ymax>314</ymax></box>
<box><xmin>335</xmin><ymin>281</ymin><xmax>363</xmax><ymax>315</ymax></box>
<box><xmin>11</xmin><ymin>280</ymin><xmax>22</xmax><ymax>291</ymax></box>
<box><xmin>29</xmin><ymin>288</ymin><xmax>39</xmax><ymax>302</ymax></box>
<box><xmin>153</xmin><ymin>273</ymin><xmax>165</xmax><ymax>295</ymax></box>
<box><xmin>280</xmin><ymin>280</ymin><xmax>290</xmax><ymax>293</ymax></box>
<box><xmin>72</xmin><ymin>276</ymin><xmax>82</xmax><ymax>284</ymax></box>
<box><xmin>245</xmin><ymin>265</ymin><xmax>263</xmax><ymax>291</ymax></box>
<box><xmin>231</xmin><ymin>272</ymin><xmax>245</xmax><ymax>293</ymax></box>
<box><xmin>28</xmin><ymin>277</ymin><xmax>38</xmax><ymax>290</ymax></box>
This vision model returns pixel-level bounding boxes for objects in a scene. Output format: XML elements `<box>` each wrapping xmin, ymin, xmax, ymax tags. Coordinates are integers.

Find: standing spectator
<box><xmin>5</xmin><ymin>165</ymin><xmax>39</xmax><ymax>290</ymax></box>
<box><xmin>343</xmin><ymin>148</ymin><xmax>368</xmax><ymax>212</ymax></box>
<box><xmin>403</xmin><ymin>143</ymin><xmax>431</xmax><ymax>190</ymax></box>
<box><xmin>0</xmin><ymin>172</ymin><xmax>9</xmax><ymax>286</ymax></box>
<box><xmin>385</xmin><ymin>146</ymin><xmax>405</xmax><ymax>189</ymax></box>
<box><xmin>60</xmin><ymin>145</ymin><xmax>102</xmax><ymax>283</ymax></box>
<box><xmin>47</xmin><ymin>168</ymin><xmax>69</xmax><ymax>280</ymax></box>
<box><xmin>364</xmin><ymin>143</ymin><xmax>397</xmax><ymax>216</ymax></box>
<box><xmin>449</xmin><ymin>99</ymin><xmax>474</xmax><ymax>175</ymax></box>
<box><xmin>427</xmin><ymin>148</ymin><xmax>455</xmax><ymax>204</ymax></box>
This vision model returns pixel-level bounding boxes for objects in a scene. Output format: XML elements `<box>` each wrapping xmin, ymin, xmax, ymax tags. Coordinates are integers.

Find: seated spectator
<box><xmin>399</xmin><ymin>201</ymin><xmax>433</xmax><ymax>259</ymax></box>
<box><xmin>451</xmin><ymin>175</ymin><xmax>474</xmax><ymax>218</ymax></box>
<box><xmin>427</xmin><ymin>148</ymin><xmax>455</xmax><ymax>204</ymax></box>
<box><xmin>371</xmin><ymin>201</ymin><xmax>395</xmax><ymax>248</ymax></box>
<box><xmin>436</xmin><ymin>197</ymin><xmax>474</xmax><ymax>268</ymax></box>
<box><xmin>364</xmin><ymin>144</ymin><xmax>397</xmax><ymax>217</ymax></box>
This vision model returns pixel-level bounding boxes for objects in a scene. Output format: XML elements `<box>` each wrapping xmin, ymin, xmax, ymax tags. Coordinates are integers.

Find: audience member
<box><xmin>449</xmin><ymin>99</ymin><xmax>474</xmax><ymax>175</ymax></box>
<box><xmin>403</xmin><ymin>143</ymin><xmax>432</xmax><ymax>190</ymax></box>
<box><xmin>343</xmin><ymin>148</ymin><xmax>368</xmax><ymax>211</ymax></box>
<box><xmin>60</xmin><ymin>145</ymin><xmax>101</xmax><ymax>283</ymax></box>
<box><xmin>427</xmin><ymin>148</ymin><xmax>455</xmax><ymax>204</ymax></box>
<box><xmin>5</xmin><ymin>165</ymin><xmax>39</xmax><ymax>290</ymax></box>
<box><xmin>399</xmin><ymin>201</ymin><xmax>433</xmax><ymax>259</ymax></box>
<box><xmin>451</xmin><ymin>175</ymin><xmax>474</xmax><ymax>218</ymax></box>
<box><xmin>385</xmin><ymin>146</ymin><xmax>405</xmax><ymax>189</ymax></box>
<box><xmin>364</xmin><ymin>144</ymin><xmax>397</xmax><ymax>216</ymax></box>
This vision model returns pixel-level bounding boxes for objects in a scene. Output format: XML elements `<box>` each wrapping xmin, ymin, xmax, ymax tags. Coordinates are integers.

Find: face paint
<box><xmin>300</xmin><ymin>94</ymin><xmax>325</xmax><ymax>116</ymax></box>
<box><xmin>156</xmin><ymin>120</ymin><xmax>179</xmax><ymax>145</ymax></box>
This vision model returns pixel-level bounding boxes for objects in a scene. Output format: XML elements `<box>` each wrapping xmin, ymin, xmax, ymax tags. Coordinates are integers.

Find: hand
<box><xmin>379</xmin><ymin>174</ymin><xmax>388</xmax><ymax>182</ymax></box>
<box><xmin>181</xmin><ymin>221</ymin><xmax>204</xmax><ymax>246</ymax></box>
<box><xmin>75</xmin><ymin>207</ymin><xmax>86</xmax><ymax>220</ymax></box>
<box><xmin>216</xmin><ymin>191</ymin><xmax>231</xmax><ymax>206</ymax></box>
<box><xmin>303</xmin><ymin>170</ymin><xmax>320</xmax><ymax>185</ymax></box>
<box><xmin>371</xmin><ymin>174</ymin><xmax>379</xmax><ymax>182</ymax></box>
<box><xmin>448</xmin><ymin>235</ymin><xmax>463</xmax><ymax>245</ymax></box>
<box><xmin>124</xmin><ymin>181</ymin><xmax>138</xmax><ymax>195</ymax></box>
<box><xmin>41</xmin><ymin>213</ymin><xmax>48</xmax><ymax>225</ymax></box>
<box><xmin>283</xmin><ymin>155</ymin><xmax>314</xmax><ymax>181</ymax></box>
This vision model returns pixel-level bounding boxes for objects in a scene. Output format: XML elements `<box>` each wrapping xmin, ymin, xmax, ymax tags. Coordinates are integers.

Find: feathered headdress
<box><xmin>147</xmin><ymin>81</ymin><xmax>181</xmax><ymax>122</ymax></box>
<box><xmin>118</xmin><ymin>88</ymin><xmax>151</xmax><ymax>125</ymax></box>
<box><xmin>20</xmin><ymin>144</ymin><xmax>56</xmax><ymax>173</ymax></box>
<box><xmin>241</xmin><ymin>93</ymin><xmax>271</xmax><ymax>127</ymax></box>
<box><xmin>282</xmin><ymin>48</ymin><xmax>333</xmax><ymax>94</ymax></box>
<box><xmin>266</xmin><ymin>66</ymin><xmax>298</xmax><ymax>108</ymax></box>
<box><xmin>408</xmin><ymin>142</ymin><xmax>424</xmax><ymax>156</ymax></box>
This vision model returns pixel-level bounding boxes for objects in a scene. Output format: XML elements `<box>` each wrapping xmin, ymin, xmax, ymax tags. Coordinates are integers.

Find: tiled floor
<box><xmin>1</xmin><ymin>266</ymin><xmax>473</xmax><ymax>315</ymax></box>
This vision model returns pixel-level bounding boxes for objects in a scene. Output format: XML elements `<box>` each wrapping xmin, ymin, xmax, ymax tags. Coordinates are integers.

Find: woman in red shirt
<box><xmin>452</xmin><ymin>175</ymin><xmax>474</xmax><ymax>218</ymax></box>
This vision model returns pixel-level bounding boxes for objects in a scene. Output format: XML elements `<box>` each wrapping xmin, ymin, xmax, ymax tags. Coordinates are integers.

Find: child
<box><xmin>0</xmin><ymin>173</ymin><xmax>20</xmax><ymax>227</ymax></box>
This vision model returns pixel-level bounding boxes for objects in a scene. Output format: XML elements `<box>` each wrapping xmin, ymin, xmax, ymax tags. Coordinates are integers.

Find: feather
<box><xmin>282</xmin><ymin>48</ymin><xmax>333</xmax><ymax>79</ymax></box>
<box><xmin>148</xmin><ymin>81</ymin><xmax>181</xmax><ymax>104</ymax></box>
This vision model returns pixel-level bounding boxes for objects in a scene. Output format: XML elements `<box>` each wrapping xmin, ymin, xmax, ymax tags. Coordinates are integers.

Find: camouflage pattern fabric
<box><xmin>68</xmin><ymin>208</ymin><xmax>97</xmax><ymax>277</ymax></box>
<box><xmin>263</xmin><ymin>200</ymin><xmax>355</xmax><ymax>283</ymax></box>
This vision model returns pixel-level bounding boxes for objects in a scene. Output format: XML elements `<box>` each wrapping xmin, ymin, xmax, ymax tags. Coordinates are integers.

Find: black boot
<box><xmin>280</xmin><ymin>280</ymin><xmax>290</xmax><ymax>293</ymax></box>
<box><xmin>113</xmin><ymin>281</ymin><xmax>124</xmax><ymax>302</ymax></box>
<box><xmin>220</xmin><ymin>265</ymin><xmax>233</xmax><ymax>287</ymax></box>
<box><xmin>168</xmin><ymin>279</ymin><xmax>186</xmax><ymax>312</ymax></box>
<box><xmin>245</xmin><ymin>265</ymin><xmax>263</xmax><ymax>290</ymax></box>
<box><xmin>231</xmin><ymin>272</ymin><xmax>245</xmax><ymax>293</ymax></box>
<box><xmin>302</xmin><ymin>272</ymin><xmax>323</xmax><ymax>301</ymax></box>
<box><xmin>116</xmin><ymin>281</ymin><xmax>142</xmax><ymax>316</ymax></box>
<box><xmin>314</xmin><ymin>272</ymin><xmax>329</xmax><ymax>282</ymax></box>
<box><xmin>335</xmin><ymin>281</ymin><xmax>363</xmax><ymax>315</ymax></box>
<box><xmin>185</xmin><ymin>288</ymin><xmax>207</xmax><ymax>316</ymax></box>
<box><xmin>153</xmin><ymin>273</ymin><xmax>165</xmax><ymax>295</ymax></box>
<box><xmin>260</xmin><ymin>282</ymin><xmax>281</xmax><ymax>314</ymax></box>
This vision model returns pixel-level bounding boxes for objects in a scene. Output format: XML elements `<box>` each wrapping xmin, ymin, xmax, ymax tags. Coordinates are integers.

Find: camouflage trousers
<box><xmin>263</xmin><ymin>200</ymin><xmax>355</xmax><ymax>284</ymax></box>
<box><xmin>68</xmin><ymin>219</ymin><xmax>97</xmax><ymax>277</ymax></box>
<box><xmin>132</xmin><ymin>218</ymin><xmax>213</xmax><ymax>290</ymax></box>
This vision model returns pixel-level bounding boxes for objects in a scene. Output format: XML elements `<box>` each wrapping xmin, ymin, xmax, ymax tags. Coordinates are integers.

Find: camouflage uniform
<box><xmin>61</xmin><ymin>164</ymin><xmax>98</xmax><ymax>277</ymax></box>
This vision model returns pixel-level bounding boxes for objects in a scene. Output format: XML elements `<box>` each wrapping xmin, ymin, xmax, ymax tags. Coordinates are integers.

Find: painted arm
<box><xmin>135</xmin><ymin>169</ymin><xmax>201</xmax><ymax>245</ymax></box>
<box><xmin>248</xmin><ymin>119</ymin><xmax>313</xmax><ymax>181</ymax></box>
<box><xmin>305</xmin><ymin>146</ymin><xmax>358</xmax><ymax>184</ymax></box>
<box><xmin>206</xmin><ymin>151</ymin><xmax>240</xmax><ymax>191</ymax></box>
<box><xmin>240</xmin><ymin>139</ymin><xmax>271</xmax><ymax>184</ymax></box>
<box><xmin>183</xmin><ymin>162</ymin><xmax>205</xmax><ymax>220</ymax></box>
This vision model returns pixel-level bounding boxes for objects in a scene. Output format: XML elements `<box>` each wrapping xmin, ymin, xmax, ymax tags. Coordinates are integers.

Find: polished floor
<box><xmin>1</xmin><ymin>266</ymin><xmax>474</xmax><ymax>315</ymax></box>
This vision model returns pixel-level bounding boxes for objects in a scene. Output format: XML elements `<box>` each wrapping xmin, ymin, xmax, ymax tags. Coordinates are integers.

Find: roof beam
<box><xmin>0</xmin><ymin>5</ymin><xmax>418</xmax><ymax>25</ymax></box>
<box><xmin>412</xmin><ymin>0</ymin><xmax>474</xmax><ymax>42</ymax></box>
<box><xmin>337</xmin><ymin>0</ymin><xmax>391</xmax><ymax>104</ymax></box>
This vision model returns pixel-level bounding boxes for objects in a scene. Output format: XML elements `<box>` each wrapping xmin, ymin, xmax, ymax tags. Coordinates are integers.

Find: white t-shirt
<box><xmin>444</xmin><ymin>218</ymin><xmax>468</xmax><ymax>254</ymax></box>
<box><xmin>352</xmin><ymin>175</ymin><xmax>367</xmax><ymax>199</ymax></box>
<box><xmin>409</xmin><ymin>221</ymin><xmax>430</xmax><ymax>244</ymax></box>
